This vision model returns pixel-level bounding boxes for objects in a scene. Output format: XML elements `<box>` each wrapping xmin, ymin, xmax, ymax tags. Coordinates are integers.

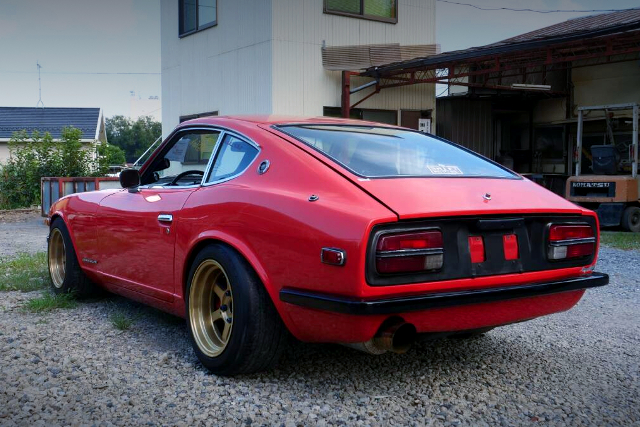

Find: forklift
<box><xmin>566</xmin><ymin>103</ymin><xmax>640</xmax><ymax>232</ymax></box>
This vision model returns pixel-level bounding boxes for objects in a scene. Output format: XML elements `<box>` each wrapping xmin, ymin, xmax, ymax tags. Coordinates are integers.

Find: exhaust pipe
<box><xmin>343</xmin><ymin>320</ymin><xmax>417</xmax><ymax>355</ymax></box>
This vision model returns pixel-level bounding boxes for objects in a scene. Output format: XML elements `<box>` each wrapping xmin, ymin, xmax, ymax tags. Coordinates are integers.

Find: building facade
<box><xmin>160</xmin><ymin>0</ymin><xmax>436</xmax><ymax>137</ymax></box>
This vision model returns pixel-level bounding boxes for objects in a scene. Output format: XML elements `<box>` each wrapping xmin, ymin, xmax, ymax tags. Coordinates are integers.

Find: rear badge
<box><xmin>82</xmin><ymin>258</ymin><xmax>98</xmax><ymax>265</ymax></box>
<box><xmin>483</xmin><ymin>193</ymin><xmax>492</xmax><ymax>201</ymax></box>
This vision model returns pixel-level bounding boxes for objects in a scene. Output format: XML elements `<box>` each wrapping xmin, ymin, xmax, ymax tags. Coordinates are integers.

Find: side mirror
<box><xmin>119</xmin><ymin>168</ymin><xmax>140</xmax><ymax>190</ymax></box>
<box><xmin>156</xmin><ymin>158</ymin><xmax>170</xmax><ymax>172</ymax></box>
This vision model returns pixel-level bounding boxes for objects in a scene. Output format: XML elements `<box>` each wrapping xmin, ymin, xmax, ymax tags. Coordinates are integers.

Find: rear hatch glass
<box><xmin>277</xmin><ymin>124</ymin><xmax>516</xmax><ymax>179</ymax></box>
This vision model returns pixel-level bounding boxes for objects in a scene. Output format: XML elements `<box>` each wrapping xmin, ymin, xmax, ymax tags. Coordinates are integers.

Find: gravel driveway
<box><xmin>0</xmin><ymin>217</ymin><xmax>639</xmax><ymax>425</ymax></box>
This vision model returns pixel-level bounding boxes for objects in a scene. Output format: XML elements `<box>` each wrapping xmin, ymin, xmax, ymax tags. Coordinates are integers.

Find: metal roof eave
<box><xmin>362</xmin><ymin>21</ymin><xmax>640</xmax><ymax>77</ymax></box>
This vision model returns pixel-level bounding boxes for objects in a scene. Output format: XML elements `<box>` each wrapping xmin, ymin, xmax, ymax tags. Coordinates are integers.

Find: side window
<box><xmin>151</xmin><ymin>130</ymin><xmax>221</xmax><ymax>186</ymax></box>
<box><xmin>206</xmin><ymin>135</ymin><xmax>258</xmax><ymax>183</ymax></box>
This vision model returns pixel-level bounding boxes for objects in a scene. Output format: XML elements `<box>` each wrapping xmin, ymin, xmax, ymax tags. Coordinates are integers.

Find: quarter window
<box><xmin>180</xmin><ymin>0</ymin><xmax>217</xmax><ymax>37</ymax></box>
<box><xmin>324</xmin><ymin>0</ymin><xmax>397</xmax><ymax>23</ymax></box>
<box><xmin>206</xmin><ymin>135</ymin><xmax>258</xmax><ymax>183</ymax></box>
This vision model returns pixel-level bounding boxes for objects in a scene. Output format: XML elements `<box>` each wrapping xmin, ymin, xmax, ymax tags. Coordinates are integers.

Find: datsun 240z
<box><xmin>46</xmin><ymin>116</ymin><xmax>609</xmax><ymax>375</ymax></box>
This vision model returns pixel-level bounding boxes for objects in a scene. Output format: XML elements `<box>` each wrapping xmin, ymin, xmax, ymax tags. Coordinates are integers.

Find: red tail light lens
<box><xmin>468</xmin><ymin>236</ymin><xmax>485</xmax><ymax>263</ymax></box>
<box><xmin>376</xmin><ymin>231</ymin><xmax>443</xmax><ymax>251</ymax></box>
<box><xmin>549</xmin><ymin>225</ymin><xmax>594</xmax><ymax>241</ymax></box>
<box><xmin>376</xmin><ymin>230</ymin><xmax>444</xmax><ymax>274</ymax></box>
<box><xmin>547</xmin><ymin>224</ymin><xmax>595</xmax><ymax>260</ymax></box>
<box><xmin>503</xmin><ymin>234</ymin><xmax>519</xmax><ymax>260</ymax></box>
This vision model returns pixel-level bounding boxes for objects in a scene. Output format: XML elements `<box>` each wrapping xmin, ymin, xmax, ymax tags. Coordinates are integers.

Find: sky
<box><xmin>0</xmin><ymin>0</ymin><xmax>160</xmax><ymax>119</ymax></box>
<box><xmin>0</xmin><ymin>0</ymin><xmax>638</xmax><ymax>119</ymax></box>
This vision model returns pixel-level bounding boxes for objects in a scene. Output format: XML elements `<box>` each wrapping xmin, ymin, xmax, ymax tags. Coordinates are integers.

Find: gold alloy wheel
<box><xmin>48</xmin><ymin>228</ymin><xmax>66</xmax><ymax>289</ymax></box>
<box><xmin>189</xmin><ymin>260</ymin><xmax>234</xmax><ymax>357</ymax></box>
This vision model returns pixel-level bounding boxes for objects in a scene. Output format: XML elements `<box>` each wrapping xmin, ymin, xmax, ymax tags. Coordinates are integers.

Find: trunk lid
<box><xmin>355</xmin><ymin>177</ymin><xmax>582</xmax><ymax>219</ymax></box>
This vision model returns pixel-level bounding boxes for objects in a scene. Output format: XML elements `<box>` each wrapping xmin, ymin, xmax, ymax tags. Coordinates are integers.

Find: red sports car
<box><xmin>46</xmin><ymin>116</ymin><xmax>608</xmax><ymax>375</ymax></box>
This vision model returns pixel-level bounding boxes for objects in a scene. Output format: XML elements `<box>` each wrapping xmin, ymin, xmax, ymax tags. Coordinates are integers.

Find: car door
<box><xmin>96</xmin><ymin>128</ymin><xmax>222</xmax><ymax>302</ymax></box>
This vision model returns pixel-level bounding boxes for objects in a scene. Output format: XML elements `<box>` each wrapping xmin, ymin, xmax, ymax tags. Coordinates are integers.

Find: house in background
<box><xmin>160</xmin><ymin>0</ymin><xmax>438</xmax><ymax>138</ymax></box>
<box><xmin>0</xmin><ymin>107</ymin><xmax>107</xmax><ymax>163</ymax></box>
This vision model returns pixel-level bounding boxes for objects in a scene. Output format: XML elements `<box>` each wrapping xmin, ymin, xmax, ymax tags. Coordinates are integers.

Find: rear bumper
<box><xmin>280</xmin><ymin>272</ymin><xmax>608</xmax><ymax>316</ymax></box>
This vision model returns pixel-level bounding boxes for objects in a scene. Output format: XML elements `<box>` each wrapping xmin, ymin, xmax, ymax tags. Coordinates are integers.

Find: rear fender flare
<box><xmin>182</xmin><ymin>231</ymin><xmax>279</xmax><ymax>309</ymax></box>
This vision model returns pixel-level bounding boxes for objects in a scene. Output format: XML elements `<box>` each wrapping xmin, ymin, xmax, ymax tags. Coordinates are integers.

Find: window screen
<box><xmin>180</xmin><ymin>0</ymin><xmax>217</xmax><ymax>36</ymax></box>
<box><xmin>206</xmin><ymin>135</ymin><xmax>259</xmax><ymax>183</ymax></box>
<box><xmin>198</xmin><ymin>0</ymin><xmax>216</xmax><ymax>27</ymax></box>
<box><xmin>325</xmin><ymin>0</ymin><xmax>397</xmax><ymax>21</ymax></box>
<box><xmin>326</xmin><ymin>0</ymin><xmax>361</xmax><ymax>14</ymax></box>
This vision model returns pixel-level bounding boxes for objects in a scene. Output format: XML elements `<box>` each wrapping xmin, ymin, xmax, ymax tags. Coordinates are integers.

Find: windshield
<box><xmin>278</xmin><ymin>125</ymin><xmax>516</xmax><ymax>179</ymax></box>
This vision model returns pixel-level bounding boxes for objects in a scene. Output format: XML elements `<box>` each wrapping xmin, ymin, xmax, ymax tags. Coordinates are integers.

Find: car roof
<box><xmin>178</xmin><ymin>114</ymin><xmax>391</xmax><ymax>128</ymax></box>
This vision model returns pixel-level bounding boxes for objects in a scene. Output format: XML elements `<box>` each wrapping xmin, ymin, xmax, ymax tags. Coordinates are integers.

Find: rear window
<box><xmin>278</xmin><ymin>125</ymin><xmax>516</xmax><ymax>179</ymax></box>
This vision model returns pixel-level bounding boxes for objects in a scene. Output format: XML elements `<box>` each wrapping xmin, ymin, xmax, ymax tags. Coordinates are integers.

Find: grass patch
<box><xmin>110</xmin><ymin>312</ymin><xmax>133</xmax><ymax>331</ymax></box>
<box><xmin>600</xmin><ymin>231</ymin><xmax>640</xmax><ymax>251</ymax></box>
<box><xmin>24</xmin><ymin>292</ymin><xmax>77</xmax><ymax>313</ymax></box>
<box><xmin>0</xmin><ymin>252</ymin><xmax>50</xmax><ymax>292</ymax></box>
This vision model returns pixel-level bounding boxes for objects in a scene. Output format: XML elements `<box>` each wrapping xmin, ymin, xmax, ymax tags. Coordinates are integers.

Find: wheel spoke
<box><xmin>213</xmin><ymin>282</ymin><xmax>225</xmax><ymax>300</ymax></box>
<box><xmin>210</xmin><ymin>309</ymin><xmax>223</xmax><ymax>323</ymax></box>
<box><xmin>221</xmin><ymin>321</ymin><xmax>232</xmax><ymax>342</ymax></box>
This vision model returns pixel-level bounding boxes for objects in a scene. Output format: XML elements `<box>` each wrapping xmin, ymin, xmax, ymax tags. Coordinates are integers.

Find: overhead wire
<box><xmin>0</xmin><ymin>70</ymin><xmax>159</xmax><ymax>75</ymax></box>
<box><xmin>436</xmin><ymin>0</ymin><xmax>638</xmax><ymax>14</ymax></box>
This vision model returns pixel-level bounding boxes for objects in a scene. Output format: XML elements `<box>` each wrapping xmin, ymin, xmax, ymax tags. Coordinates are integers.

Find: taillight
<box><xmin>375</xmin><ymin>230</ymin><xmax>444</xmax><ymax>274</ymax></box>
<box><xmin>547</xmin><ymin>224</ymin><xmax>595</xmax><ymax>261</ymax></box>
<box><xmin>468</xmin><ymin>236</ymin><xmax>485</xmax><ymax>263</ymax></box>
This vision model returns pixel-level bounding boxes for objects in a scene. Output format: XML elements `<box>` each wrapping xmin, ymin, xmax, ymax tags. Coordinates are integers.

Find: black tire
<box><xmin>185</xmin><ymin>243</ymin><xmax>288</xmax><ymax>376</ymax></box>
<box><xmin>621</xmin><ymin>206</ymin><xmax>640</xmax><ymax>232</ymax></box>
<box><xmin>450</xmin><ymin>327</ymin><xmax>495</xmax><ymax>339</ymax></box>
<box><xmin>47</xmin><ymin>218</ymin><xmax>100</xmax><ymax>298</ymax></box>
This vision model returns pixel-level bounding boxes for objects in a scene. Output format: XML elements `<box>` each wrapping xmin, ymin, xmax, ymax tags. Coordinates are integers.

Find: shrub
<box><xmin>0</xmin><ymin>127</ymin><xmax>125</xmax><ymax>209</ymax></box>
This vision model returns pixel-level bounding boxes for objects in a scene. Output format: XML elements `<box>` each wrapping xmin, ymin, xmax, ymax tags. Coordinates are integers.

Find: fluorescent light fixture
<box><xmin>511</xmin><ymin>83</ymin><xmax>551</xmax><ymax>91</ymax></box>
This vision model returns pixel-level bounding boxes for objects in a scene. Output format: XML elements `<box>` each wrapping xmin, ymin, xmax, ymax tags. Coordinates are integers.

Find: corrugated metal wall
<box><xmin>160</xmin><ymin>0</ymin><xmax>274</xmax><ymax>138</ymax></box>
<box><xmin>271</xmin><ymin>0</ymin><xmax>436</xmax><ymax>116</ymax></box>
<box><xmin>161</xmin><ymin>0</ymin><xmax>437</xmax><ymax>136</ymax></box>
<box><xmin>436</xmin><ymin>98</ymin><xmax>494</xmax><ymax>158</ymax></box>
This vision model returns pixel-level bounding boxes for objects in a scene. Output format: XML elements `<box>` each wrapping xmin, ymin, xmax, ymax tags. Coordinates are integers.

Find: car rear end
<box><xmin>272</xmin><ymin>122</ymin><xmax>608</xmax><ymax>352</ymax></box>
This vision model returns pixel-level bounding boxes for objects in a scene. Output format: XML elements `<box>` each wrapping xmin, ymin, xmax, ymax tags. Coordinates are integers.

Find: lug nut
<box><xmin>220</xmin><ymin>304</ymin><xmax>228</xmax><ymax>312</ymax></box>
<box><xmin>226</xmin><ymin>318</ymin><xmax>232</xmax><ymax>323</ymax></box>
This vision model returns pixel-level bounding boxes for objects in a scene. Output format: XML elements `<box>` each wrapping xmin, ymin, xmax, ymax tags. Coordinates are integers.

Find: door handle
<box><xmin>158</xmin><ymin>214</ymin><xmax>173</xmax><ymax>223</ymax></box>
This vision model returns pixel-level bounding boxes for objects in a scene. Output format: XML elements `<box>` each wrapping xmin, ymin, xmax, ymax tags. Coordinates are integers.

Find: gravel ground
<box><xmin>0</xmin><ymin>209</ymin><xmax>47</xmax><ymax>257</ymax></box>
<box><xmin>0</xmin><ymin>218</ymin><xmax>639</xmax><ymax>426</ymax></box>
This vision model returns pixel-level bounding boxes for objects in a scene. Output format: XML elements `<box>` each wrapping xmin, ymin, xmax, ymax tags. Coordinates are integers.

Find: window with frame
<box><xmin>146</xmin><ymin>130</ymin><xmax>221</xmax><ymax>186</ymax></box>
<box><xmin>206</xmin><ymin>135</ymin><xmax>259</xmax><ymax>183</ymax></box>
<box><xmin>179</xmin><ymin>0</ymin><xmax>217</xmax><ymax>37</ymax></box>
<box><xmin>324</xmin><ymin>0</ymin><xmax>397</xmax><ymax>23</ymax></box>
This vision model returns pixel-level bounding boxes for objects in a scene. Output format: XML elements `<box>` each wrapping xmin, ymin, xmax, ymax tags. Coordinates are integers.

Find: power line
<box><xmin>0</xmin><ymin>70</ymin><xmax>160</xmax><ymax>75</ymax></box>
<box><xmin>436</xmin><ymin>0</ymin><xmax>638</xmax><ymax>14</ymax></box>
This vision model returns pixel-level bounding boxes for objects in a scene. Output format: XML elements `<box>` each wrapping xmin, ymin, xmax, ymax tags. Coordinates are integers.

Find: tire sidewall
<box><xmin>48</xmin><ymin>218</ymin><xmax>77</xmax><ymax>295</ymax></box>
<box><xmin>185</xmin><ymin>244</ymin><xmax>258</xmax><ymax>373</ymax></box>
<box><xmin>622</xmin><ymin>206</ymin><xmax>640</xmax><ymax>233</ymax></box>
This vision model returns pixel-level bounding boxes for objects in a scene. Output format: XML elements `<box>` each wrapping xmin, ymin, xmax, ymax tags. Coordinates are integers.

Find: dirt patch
<box><xmin>0</xmin><ymin>208</ymin><xmax>42</xmax><ymax>224</ymax></box>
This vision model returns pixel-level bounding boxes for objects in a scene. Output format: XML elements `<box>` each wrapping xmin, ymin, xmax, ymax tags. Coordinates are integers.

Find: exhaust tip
<box><xmin>373</xmin><ymin>321</ymin><xmax>417</xmax><ymax>354</ymax></box>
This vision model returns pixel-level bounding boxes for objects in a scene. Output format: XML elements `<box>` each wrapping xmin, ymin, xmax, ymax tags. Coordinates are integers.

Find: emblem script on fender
<box><xmin>483</xmin><ymin>193</ymin><xmax>492</xmax><ymax>201</ymax></box>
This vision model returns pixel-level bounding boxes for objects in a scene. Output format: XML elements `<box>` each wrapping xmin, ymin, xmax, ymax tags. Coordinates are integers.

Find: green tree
<box><xmin>0</xmin><ymin>127</ymin><xmax>102</xmax><ymax>209</ymax></box>
<box><xmin>106</xmin><ymin>115</ymin><xmax>162</xmax><ymax>163</ymax></box>
<box><xmin>96</xmin><ymin>143</ymin><xmax>126</xmax><ymax>173</ymax></box>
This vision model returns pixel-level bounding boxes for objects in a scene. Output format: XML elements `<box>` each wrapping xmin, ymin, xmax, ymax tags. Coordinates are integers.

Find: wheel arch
<box><xmin>181</xmin><ymin>234</ymin><xmax>276</xmax><ymax>306</ymax></box>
